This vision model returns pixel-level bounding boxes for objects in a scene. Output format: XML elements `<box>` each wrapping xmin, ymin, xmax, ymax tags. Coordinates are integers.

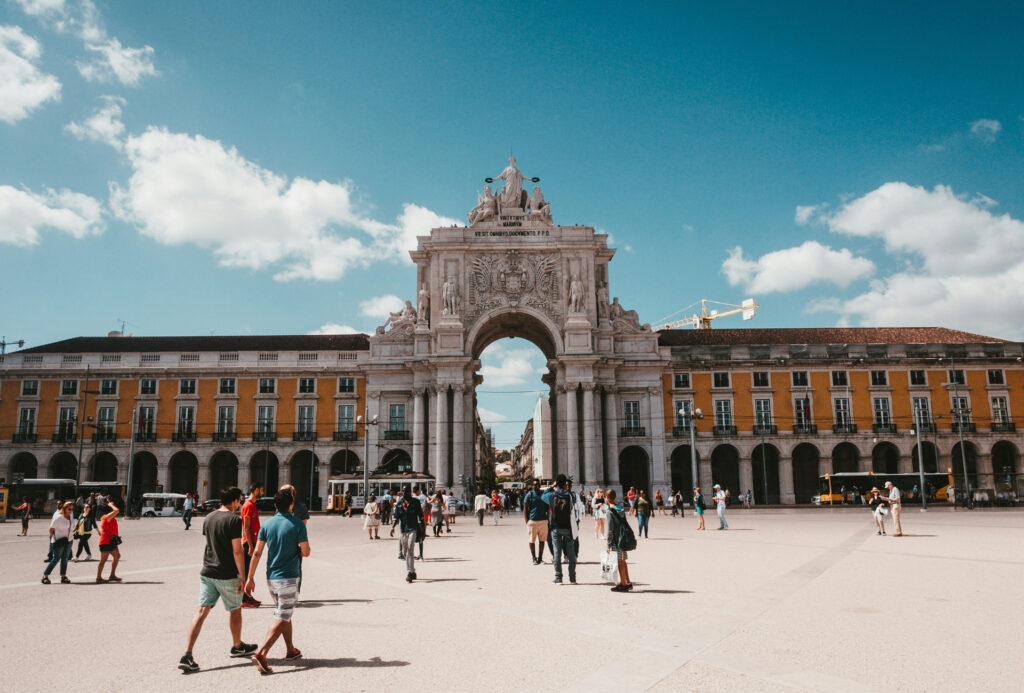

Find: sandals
<box><xmin>107</xmin><ymin>575</ymin><xmax>122</xmax><ymax>582</ymax></box>
<box><xmin>61</xmin><ymin>576</ymin><xmax>71</xmax><ymax>584</ymax></box>
<box><xmin>41</xmin><ymin>576</ymin><xmax>51</xmax><ymax>584</ymax></box>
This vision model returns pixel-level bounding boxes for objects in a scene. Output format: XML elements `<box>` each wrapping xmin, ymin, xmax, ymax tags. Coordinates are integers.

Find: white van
<box><xmin>141</xmin><ymin>492</ymin><xmax>187</xmax><ymax>517</ymax></box>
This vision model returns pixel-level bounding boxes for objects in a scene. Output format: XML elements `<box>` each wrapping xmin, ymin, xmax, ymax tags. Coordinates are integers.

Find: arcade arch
<box><xmin>131</xmin><ymin>451</ymin><xmax>158</xmax><ymax>497</ymax></box>
<box><xmin>618</xmin><ymin>446</ymin><xmax>650</xmax><ymax>496</ymax></box>
<box><xmin>710</xmin><ymin>444</ymin><xmax>740</xmax><ymax>497</ymax></box>
<box><xmin>48</xmin><ymin>451</ymin><xmax>77</xmax><ymax>479</ymax></box>
<box><xmin>792</xmin><ymin>443</ymin><xmax>820</xmax><ymax>503</ymax></box>
<box><xmin>380</xmin><ymin>448</ymin><xmax>413</xmax><ymax>474</ymax></box>
<box><xmin>169</xmin><ymin>451</ymin><xmax>198</xmax><ymax>494</ymax></box>
<box><xmin>10</xmin><ymin>451</ymin><xmax>38</xmax><ymax>479</ymax></box>
<box><xmin>90</xmin><ymin>451</ymin><xmax>118</xmax><ymax>482</ymax></box>
<box><xmin>751</xmin><ymin>443</ymin><xmax>780</xmax><ymax>505</ymax></box>
<box><xmin>951</xmin><ymin>441</ymin><xmax>978</xmax><ymax>488</ymax></box>
<box><xmin>911</xmin><ymin>442</ymin><xmax>938</xmax><ymax>473</ymax></box>
<box><xmin>330</xmin><ymin>450</ymin><xmax>360</xmax><ymax>475</ymax></box>
<box><xmin>872</xmin><ymin>442</ymin><xmax>899</xmax><ymax>474</ymax></box>
<box><xmin>289</xmin><ymin>450</ymin><xmax>321</xmax><ymax>507</ymax></box>
<box><xmin>251</xmin><ymin>451</ymin><xmax>279</xmax><ymax>494</ymax></box>
<box><xmin>210</xmin><ymin>450</ymin><xmax>239</xmax><ymax>494</ymax></box>
<box><xmin>669</xmin><ymin>445</ymin><xmax>696</xmax><ymax>496</ymax></box>
<box><xmin>992</xmin><ymin>441</ymin><xmax>1018</xmax><ymax>481</ymax></box>
<box><xmin>831</xmin><ymin>442</ymin><xmax>860</xmax><ymax>474</ymax></box>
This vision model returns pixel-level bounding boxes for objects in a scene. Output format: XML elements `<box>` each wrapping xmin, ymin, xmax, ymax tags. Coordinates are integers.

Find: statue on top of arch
<box><xmin>468</xmin><ymin>157</ymin><xmax>552</xmax><ymax>225</ymax></box>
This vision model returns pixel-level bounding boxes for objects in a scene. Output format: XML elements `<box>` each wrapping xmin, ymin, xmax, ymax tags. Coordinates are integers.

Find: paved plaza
<box><xmin>2</xmin><ymin>506</ymin><xmax>1022</xmax><ymax>691</ymax></box>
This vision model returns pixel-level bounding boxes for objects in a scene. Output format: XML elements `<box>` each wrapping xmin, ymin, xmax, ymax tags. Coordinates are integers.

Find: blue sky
<box><xmin>2</xmin><ymin>1</ymin><xmax>1023</xmax><ymax>448</ymax></box>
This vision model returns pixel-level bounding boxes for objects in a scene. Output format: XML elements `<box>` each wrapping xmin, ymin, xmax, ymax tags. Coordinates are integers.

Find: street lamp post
<box><xmin>357</xmin><ymin>412</ymin><xmax>379</xmax><ymax>512</ymax></box>
<box><xmin>912</xmin><ymin>406</ymin><xmax>928</xmax><ymax>511</ymax></box>
<box><xmin>307</xmin><ymin>437</ymin><xmax>317</xmax><ymax>510</ymax></box>
<box><xmin>679</xmin><ymin>405</ymin><xmax>703</xmax><ymax>494</ymax></box>
<box><xmin>74</xmin><ymin>367</ymin><xmax>97</xmax><ymax>499</ymax></box>
<box><xmin>760</xmin><ymin>426</ymin><xmax>769</xmax><ymax>506</ymax></box>
<box><xmin>948</xmin><ymin>356</ymin><xmax>973</xmax><ymax>509</ymax></box>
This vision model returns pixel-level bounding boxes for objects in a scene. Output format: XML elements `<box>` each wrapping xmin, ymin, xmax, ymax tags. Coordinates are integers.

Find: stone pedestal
<box><xmin>563</xmin><ymin>314</ymin><xmax>592</xmax><ymax>354</ymax></box>
<box><xmin>435</xmin><ymin>317</ymin><xmax>464</xmax><ymax>354</ymax></box>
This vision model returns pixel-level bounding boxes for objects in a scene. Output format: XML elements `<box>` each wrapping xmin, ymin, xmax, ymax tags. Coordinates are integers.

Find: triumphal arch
<box><xmin>366</xmin><ymin>159</ymin><xmax>671</xmax><ymax>495</ymax></box>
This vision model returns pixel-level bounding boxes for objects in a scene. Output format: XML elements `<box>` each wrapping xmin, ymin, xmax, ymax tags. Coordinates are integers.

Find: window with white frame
<box><xmin>138</xmin><ymin>406</ymin><xmax>155</xmax><ymax>435</ymax></box>
<box><xmin>98</xmin><ymin>406</ymin><xmax>115</xmax><ymax>434</ymax></box>
<box><xmin>61</xmin><ymin>379</ymin><xmax>78</xmax><ymax>396</ymax></box>
<box><xmin>792</xmin><ymin>371</ymin><xmax>809</xmax><ymax>387</ymax></box>
<box><xmin>258</xmin><ymin>378</ymin><xmax>276</xmax><ymax>394</ymax></box>
<box><xmin>794</xmin><ymin>398</ymin><xmax>812</xmax><ymax>426</ymax></box>
<box><xmin>100</xmin><ymin>379</ymin><xmax>118</xmax><ymax>395</ymax></box>
<box><xmin>987</xmin><ymin>369</ymin><xmax>1005</xmax><ymax>386</ymax></box>
<box><xmin>833</xmin><ymin>398</ymin><xmax>851</xmax><ymax>425</ymax></box>
<box><xmin>388</xmin><ymin>404</ymin><xmax>405</xmax><ymax>431</ymax></box>
<box><xmin>140</xmin><ymin>379</ymin><xmax>157</xmax><ymax>395</ymax></box>
<box><xmin>338</xmin><ymin>377</ymin><xmax>355</xmax><ymax>393</ymax></box>
<box><xmin>831</xmin><ymin>371</ymin><xmax>848</xmax><ymax>387</ymax></box>
<box><xmin>21</xmin><ymin>380</ymin><xmax>39</xmax><ymax>396</ymax></box>
<box><xmin>713</xmin><ymin>372</ymin><xmax>730</xmax><ymax>388</ymax></box>
<box><xmin>909</xmin><ymin>370</ymin><xmax>927</xmax><ymax>386</ymax></box>
<box><xmin>754</xmin><ymin>398</ymin><xmax>772</xmax><ymax>427</ymax></box>
<box><xmin>217</xmin><ymin>406</ymin><xmax>235</xmax><ymax>433</ymax></box>
<box><xmin>299</xmin><ymin>378</ymin><xmax>316</xmax><ymax>394</ymax></box>
<box><xmin>872</xmin><ymin>398</ymin><xmax>891</xmax><ymax>425</ymax></box>
<box><xmin>297</xmin><ymin>405</ymin><xmax>315</xmax><ymax>432</ymax></box>
<box><xmin>257</xmin><ymin>405</ymin><xmax>275</xmax><ymax>432</ymax></box>
<box><xmin>219</xmin><ymin>378</ymin><xmax>236</xmax><ymax>395</ymax></box>
<box><xmin>58</xmin><ymin>407</ymin><xmax>76</xmax><ymax>436</ymax></box>
<box><xmin>991</xmin><ymin>396</ymin><xmax>1009</xmax><ymax>425</ymax></box>
<box><xmin>177</xmin><ymin>406</ymin><xmax>195</xmax><ymax>434</ymax></box>
<box><xmin>912</xmin><ymin>397</ymin><xmax>931</xmax><ymax>424</ymax></box>
<box><xmin>673</xmin><ymin>372</ymin><xmax>690</xmax><ymax>389</ymax></box>
<box><xmin>952</xmin><ymin>396</ymin><xmax>970</xmax><ymax>424</ymax></box>
<box><xmin>948</xmin><ymin>369</ymin><xmax>965</xmax><ymax>385</ymax></box>
<box><xmin>179</xmin><ymin>379</ymin><xmax>196</xmax><ymax>395</ymax></box>
<box><xmin>752</xmin><ymin>371</ymin><xmax>770</xmax><ymax>388</ymax></box>
<box><xmin>337</xmin><ymin>404</ymin><xmax>354</xmax><ymax>431</ymax></box>
<box><xmin>870</xmin><ymin>370</ymin><xmax>888</xmax><ymax>386</ymax></box>
<box><xmin>674</xmin><ymin>400</ymin><xmax>693</xmax><ymax>427</ymax></box>
<box><xmin>714</xmin><ymin>400</ymin><xmax>733</xmax><ymax>427</ymax></box>
<box><xmin>18</xmin><ymin>407</ymin><xmax>36</xmax><ymax>434</ymax></box>
<box><xmin>624</xmin><ymin>400</ymin><xmax>641</xmax><ymax>429</ymax></box>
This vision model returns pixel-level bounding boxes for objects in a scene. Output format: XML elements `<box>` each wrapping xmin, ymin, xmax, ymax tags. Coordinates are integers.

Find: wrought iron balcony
<box><xmin>52</xmin><ymin>431</ymin><xmax>77</xmax><ymax>444</ymax></box>
<box><xmin>951</xmin><ymin>422</ymin><xmax>976</xmax><ymax>433</ymax></box>
<box><xmin>212</xmin><ymin>431</ymin><xmax>237</xmax><ymax>442</ymax></box>
<box><xmin>12</xmin><ymin>431</ymin><xmax>37</xmax><ymax>443</ymax></box>
<box><xmin>753</xmin><ymin>424</ymin><xmax>778</xmax><ymax>435</ymax></box>
<box><xmin>333</xmin><ymin>430</ymin><xmax>357</xmax><ymax>442</ymax></box>
<box><xmin>793</xmin><ymin>423</ymin><xmax>819</xmax><ymax>435</ymax></box>
<box><xmin>252</xmin><ymin>430</ymin><xmax>277</xmax><ymax>442</ymax></box>
<box><xmin>915</xmin><ymin>422</ymin><xmax>936</xmax><ymax>434</ymax></box>
<box><xmin>672</xmin><ymin>425</ymin><xmax>692</xmax><ymax>437</ymax></box>
<box><xmin>991</xmin><ymin>421</ymin><xmax>1016</xmax><ymax>433</ymax></box>
<box><xmin>135</xmin><ymin>431</ymin><xmax>157</xmax><ymax>443</ymax></box>
<box><xmin>92</xmin><ymin>429</ymin><xmax>117</xmax><ymax>443</ymax></box>
<box><xmin>872</xmin><ymin>423</ymin><xmax>897</xmax><ymax>434</ymax></box>
<box><xmin>713</xmin><ymin>425</ymin><xmax>738</xmax><ymax>436</ymax></box>
<box><xmin>832</xmin><ymin>423</ymin><xmax>858</xmax><ymax>434</ymax></box>
<box><xmin>171</xmin><ymin>429</ymin><xmax>196</xmax><ymax>443</ymax></box>
<box><xmin>384</xmin><ymin>429</ymin><xmax>410</xmax><ymax>440</ymax></box>
<box><xmin>620</xmin><ymin>427</ymin><xmax>646</xmax><ymax>437</ymax></box>
<box><xmin>292</xmin><ymin>430</ymin><xmax>317</xmax><ymax>442</ymax></box>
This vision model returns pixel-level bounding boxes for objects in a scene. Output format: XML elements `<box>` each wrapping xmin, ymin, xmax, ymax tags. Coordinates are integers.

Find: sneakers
<box><xmin>610</xmin><ymin>584</ymin><xmax>629</xmax><ymax>592</ymax></box>
<box><xmin>251</xmin><ymin>653</ymin><xmax>272</xmax><ymax>674</ymax></box>
<box><xmin>230</xmin><ymin>642</ymin><xmax>258</xmax><ymax>658</ymax></box>
<box><xmin>178</xmin><ymin>654</ymin><xmax>199</xmax><ymax>672</ymax></box>
<box><xmin>553</xmin><ymin>577</ymin><xmax>562</xmax><ymax>584</ymax></box>
<box><xmin>406</xmin><ymin>572</ymin><xmax>414</xmax><ymax>583</ymax></box>
<box><xmin>411</xmin><ymin>572</ymin><xmax>417</xmax><ymax>580</ymax></box>
<box><xmin>569</xmin><ymin>577</ymin><xmax>577</xmax><ymax>584</ymax></box>
<box><xmin>242</xmin><ymin>595</ymin><xmax>261</xmax><ymax>608</ymax></box>
<box><xmin>284</xmin><ymin>648</ymin><xmax>302</xmax><ymax>661</ymax></box>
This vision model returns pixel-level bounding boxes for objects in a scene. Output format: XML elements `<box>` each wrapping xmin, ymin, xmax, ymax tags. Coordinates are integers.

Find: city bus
<box><xmin>817</xmin><ymin>472</ymin><xmax>953</xmax><ymax>505</ymax></box>
<box><xmin>326</xmin><ymin>473</ymin><xmax>436</xmax><ymax>514</ymax></box>
<box><xmin>7</xmin><ymin>478</ymin><xmax>76</xmax><ymax>517</ymax></box>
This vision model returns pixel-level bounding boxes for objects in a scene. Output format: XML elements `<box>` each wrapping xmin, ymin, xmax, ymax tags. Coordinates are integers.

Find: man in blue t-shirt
<box><xmin>245</xmin><ymin>488</ymin><xmax>310</xmax><ymax>674</ymax></box>
<box><xmin>523</xmin><ymin>479</ymin><xmax>550</xmax><ymax>565</ymax></box>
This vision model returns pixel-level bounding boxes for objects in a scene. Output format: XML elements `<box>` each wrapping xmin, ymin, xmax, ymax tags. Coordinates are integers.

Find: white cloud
<box><xmin>476</xmin><ymin>407</ymin><xmax>509</xmax><ymax>424</ymax></box>
<box><xmin>12</xmin><ymin>0</ymin><xmax>66</xmax><ymax>16</ymax></box>
<box><xmin>969</xmin><ymin>119</ymin><xmax>1001</xmax><ymax>143</ymax></box>
<box><xmin>479</xmin><ymin>344</ymin><xmax>546</xmax><ymax>387</ymax></box>
<box><xmin>722</xmin><ymin>241</ymin><xmax>875</xmax><ymax>294</ymax></box>
<box><xmin>307</xmin><ymin>323</ymin><xmax>362</xmax><ymax>335</ymax></box>
<box><xmin>77</xmin><ymin>37</ymin><xmax>157</xmax><ymax>86</ymax></box>
<box><xmin>0</xmin><ymin>25</ymin><xmax>61</xmax><ymax>123</ymax></box>
<box><xmin>359</xmin><ymin>294</ymin><xmax>404</xmax><ymax>319</ymax></box>
<box><xmin>109</xmin><ymin>126</ymin><xmax>457</xmax><ymax>282</ymax></box>
<box><xmin>794</xmin><ymin>203</ymin><xmax>827</xmax><ymax>225</ymax></box>
<box><xmin>64</xmin><ymin>94</ymin><xmax>124</xmax><ymax>148</ymax></box>
<box><xmin>808</xmin><ymin>182</ymin><xmax>1024</xmax><ymax>339</ymax></box>
<box><xmin>0</xmin><ymin>184</ymin><xmax>103</xmax><ymax>246</ymax></box>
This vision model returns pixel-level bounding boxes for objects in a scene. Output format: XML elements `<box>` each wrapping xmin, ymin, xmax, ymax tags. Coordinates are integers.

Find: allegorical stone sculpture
<box><xmin>609</xmin><ymin>297</ymin><xmax>651</xmax><ymax>333</ymax></box>
<box><xmin>597</xmin><ymin>281</ymin><xmax>610</xmax><ymax>320</ymax></box>
<box><xmin>525</xmin><ymin>186</ymin><xmax>552</xmax><ymax>222</ymax></box>
<box><xmin>568</xmin><ymin>274</ymin><xmax>585</xmax><ymax>313</ymax></box>
<box><xmin>467</xmin><ymin>185</ymin><xmax>498</xmax><ymax>224</ymax></box>
<box><xmin>442</xmin><ymin>276</ymin><xmax>460</xmax><ymax>316</ymax></box>
<box><xmin>382</xmin><ymin>300</ymin><xmax>416</xmax><ymax>332</ymax></box>
<box><xmin>417</xmin><ymin>283</ymin><xmax>429</xmax><ymax>323</ymax></box>
<box><xmin>487</xmin><ymin>157</ymin><xmax>538</xmax><ymax>209</ymax></box>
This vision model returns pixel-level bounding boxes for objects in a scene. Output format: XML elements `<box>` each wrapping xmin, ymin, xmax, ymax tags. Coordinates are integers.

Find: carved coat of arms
<box><xmin>468</xmin><ymin>250</ymin><xmax>560</xmax><ymax>319</ymax></box>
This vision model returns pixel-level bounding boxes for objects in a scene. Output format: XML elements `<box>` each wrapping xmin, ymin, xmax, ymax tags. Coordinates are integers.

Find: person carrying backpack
<box><xmin>604</xmin><ymin>489</ymin><xmax>634</xmax><ymax>592</ymax></box>
<box><xmin>549</xmin><ymin>475</ymin><xmax>577</xmax><ymax>584</ymax></box>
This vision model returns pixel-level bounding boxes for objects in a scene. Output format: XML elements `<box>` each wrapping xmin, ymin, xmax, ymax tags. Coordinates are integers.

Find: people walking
<box><xmin>672</xmin><ymin>489</ymin><xmax>684</xmax><ymax>517</ymax></box>
<box><xmin>694</xmin><ymin>487</ymin><xmax>706</xmax><ymax>530</ymax></box>
<box><xmin>604</xmin><ymin>489</ymin><xmax>633</xmax><ymax>592</ymax></box>
<box><xmin>713</xmin><ymin>484</ymin><xmax>729</xmax><ymax>530</ymax></box>
<box><xmin>474</xmin><ymin>490</ymin><xmax>489</xmax><ymax>525</ymax></box>
<box><xmin>490</xmin><ymin>490</ymin><xmax>502</xmax><ymax>525</ymax></box>
<box><xmin>379</xmin><ymin>490</ymin><xmax>393</xmax><ymax>526</ymax></box>
<box><xmin>524</xmin><ymin>479</ymin><xmax>549</xmax><ymax>565</ymax></box>
<box><xmin>15</xmin><ymin>497</ymin><xmax>30</xmax><ymax>536</ymax></box>
<box><xmin>95</xmin><ymin>497</ymin><xmax>122</xmax><ymax>583</ymax></box>
<box><xmin>240</xmin><ymin>484</ymin><xmax>264</xmax><ymax>608</ymax></box>
<box><xmin>73</xmin><ymin>504</ymin><xmax>95</xmax><ymax>561</ymax></box>
<box><xmin>445</xmin><ymin>490</ymin><xmax>458</xmax><ymax>531</ymax></box>
<box><xmin>394</xmin><ymin>486</ymin><xmax>424</xmax><ymax>583</ymax></box>
<box><xmin>868</xmin><ymin>487</ymin><xmax>888</xmax><ymax>535</ymax></box>
<box><xmin>549</xmin><ymin>475</ymin><xmax>577</xmax><ymax>584</ymax></box>
<box><xmin>636</xmin><ymin>490</ymin><xmax>653</xmax><ymax>538</ymax></box>
<box><xmin>245</xmin><ymin>488</ymin><xmax>310</xmax><ymax>674</ymax></box>
<box><xmin>178</xmin><ymin>487</ymin><xmax>257</xmax><ymax>672</ymax></box>
<box><xmin>592</xmin><ymin>488</ymin><xmax>606</xmax><ymax>538</ymax></box>
<box><xmin>430</xmin><ymin>491</ymin><xmax>445</xmax><ymax>537</ymax></box>
<box><xmin>627</xmin><ymin>487</ymin><xmax>637</xmax><ymax>516</ymax></box>
<box><xmin>885</xmin><ymin>481</ymin><xmax>903</xmax><ymax>536</ymax></box>
<box><xmin>363</xmin><ymin>494</ymin><xmax>380</xmax><ymax>540</ymax></box>
<box><xmin>183</xmin><ymin>492</ymin><xmax>195</xmax><ymax>530</ymax></box>
<box><xmin>655</xmin><ymin>489</ymin><xmax>665</xmax><ymax>515</ymax></box>
<box><xmin>42</xmin><ymin>501</ymin><xmax>75</xmax><ymax>584</ymax></box>
<box><xmin>947</xmin><ymin>483</ymin><xmax>956</xmax><ymax>510</ymax></box>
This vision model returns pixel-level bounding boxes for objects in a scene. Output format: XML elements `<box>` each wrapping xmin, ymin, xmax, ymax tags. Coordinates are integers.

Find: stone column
<box><xmin>563</xmin><ymin>384</ymin><xmax>580</xmax><ymax>482</ymax></box>
<box><xmin>604</xmin><ymin>388</ymin><xmax>620</xmax><ymax>486</ymax></box>
<box><xmin>157</xmin><ymin>462</ymin><xmax>170</xmax><ymax>492</ymax></box>
<box><xmin>897</xmin><ymin>447</ymin><xmax>913</xmax><ymax>474</ymax></box>
<box><xmin>739</xmin><ymin>451</ymin><xmax>754</xmax><ymax>500</ymax></box>
<box><xmin>434</xmin><ymin>386</ymin><xmax>448</xmax><ymax>484</ymax></box>
<box><xmin>648</xmin><ymin>386</ymin><xmax>668</xmax><ymax>487</ymax></box>
<box><xmin>237</xmin><ymin>459</ymin><xmax>251</xmax><ymax>492</ymax></box>
<box><xmin>198</xmin><ymin>461</ymin><xmax>211</xmax><ymax>501</ymax></box>
<box><xmin>412</xmin><ymin>388</ymin><xmax>425</xmax><ymax>473</ymax></box>
<box><xmin>779</xmin><ymin>450</ymin><xmax>795</xmax><ymax>504</ymax></box>
<box><xmin>452</xmin><ymin>384</ymin><xmax>466</xmax><ymax>489</ymax></box>
<box><xmin>582</xmin><ymin>384</ymin><xmax>597</xmax><ymax>486</ymax></box>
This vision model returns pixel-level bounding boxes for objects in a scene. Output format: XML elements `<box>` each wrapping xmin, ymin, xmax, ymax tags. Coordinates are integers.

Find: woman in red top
<box><xmin>95</xmin><ymin>498</ymin><xmax>122</xmax><ymax>583</ymax></box>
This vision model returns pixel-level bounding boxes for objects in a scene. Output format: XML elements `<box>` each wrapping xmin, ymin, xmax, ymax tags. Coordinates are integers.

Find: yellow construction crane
<box><xmin>654</xmin><ymin>298</ymin><xmax>759</xmax><ymax>330</ymax></box>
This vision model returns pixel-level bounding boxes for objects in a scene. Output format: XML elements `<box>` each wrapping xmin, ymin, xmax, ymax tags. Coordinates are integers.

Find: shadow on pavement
<box><xmin>300</xmin><ymin>599</ymin><xmax>373</xmax><ymax>607</ymax></box>
<box><xmin>898</xmin><ymin>534</ymin><xmax>937</xmax><ymax>537</ymax></box>
<box><xmin>79</xmin><ymin>581</ymin><xmax>165</xmax><ymax>585</ymax></box>
<box><xmin>632</xmin><ymin>588</ymin><xmax>693</xmax><ymax>594</ymax></box>
<box><xmin>421</xmin><ymin>557</ymin><xmax>469</xmax><ymax>562</ymax></box>
<box><xmin>414</xmin><ymin>578</ymin><xmax>477</xmax><ymax>583</ymax></box>
<box><xmin>277</xmin><ymin>657</ymin><xmax>410</xmax><ymax>671</ymax></box>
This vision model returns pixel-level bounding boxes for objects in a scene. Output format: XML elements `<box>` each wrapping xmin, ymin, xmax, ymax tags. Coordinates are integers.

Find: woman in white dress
<box><xmin>363</xmin><ymin>494</ymin><xmax>380</xmax><ymax>539</ymax></box>
<box><xmin>592</xmin><ymin>487</ymin><xmax>607</xmax><ymax>538</ymax></box>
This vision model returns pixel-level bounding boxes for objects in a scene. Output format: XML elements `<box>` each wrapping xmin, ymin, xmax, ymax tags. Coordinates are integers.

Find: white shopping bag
<box><xmin>600</xmin><ymin>549</ymin><xmax>619</xmax><ymax>583</ymax></box>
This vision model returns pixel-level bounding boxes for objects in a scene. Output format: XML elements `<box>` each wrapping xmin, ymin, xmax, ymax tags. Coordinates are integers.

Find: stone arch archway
<box><xmin>670</xmin><ymin>445</ymin><xmax>697</xmax><ymax>496</ymax></box>
<box><xmin>618</xmin><ymin>446</ymin><xmax>650</xmax><ymax>497</ymax></box>
<box><xmin>380</xmin><ymin>448</ymin><xmax>413</xmax><ymax>474</ymax></box>
<box><xmin>250</xmin><ymin>451</ymin><xmax>279</xmax><ymax>495</ymax></box>
<box><xmin>832</xmin><ymin>442</ymin><xmax>860</xmax><ymax>474</ymax></box>
<box><xmin>951</xmin><ymin>441</ymin><xmax>979</xmax><ymax>488</ymax></box>
<box><xmin>90</xmin><ymin>451</ymin><xmax>118</xmax><ymax>482</ymax></box>
<box><xmin>992</xmin><ymin>441</ymin><xmax>1018</xmax><ymax>490</ymax></box>
<box><xmin>131</xmin><ymin>451</ymin><xmax>158</xmax><ymax>497</ymax></box>
<box><xmin>711</xmin><ymin>445</ymin><xmax>740</xmax><ymax>498</ymax></box>
<box><xmin>169</xmin><ymin>451</ymin><xmax>198</xmax><ymax>494</ymax></box>
<box><xmin>872</xmin><ymin>442</ymin><xmax>899</xmax><ymax>474</ymax></box>
<box><xmin>751</xmin><ymin>443</ymin><xmax>781</xmax><ymax>504</ymax></box>
<box><xmin>467</xmin><ymin>306</ymin><xmax>564</xmax><ymax>361</ymax></box>
<box><xmin>911</xmin><ymin>442</ymin><xmax>938</xmax><ymax>473</ymax></box>
<box><xmin>792</xmin><ymin>443</ymin><xmax>820</xmax><ymax>503</ymax></box>
<box><xmin>330</xmin><ymin>450</ymin><xmax>360</xmax><ymax>475</ymax></box>
<box><xmin>10</xmin><ymin>451</ymin><xmax>38</xmax><ymax>479</ymax></box>
<box><xmin>209</xmin><ymin>450</ymin><xmax>239</xmax><ymax>494</ymax></box>
<box><xmin>289</xmin><ymin>450</ymin><xmax>321</xmax><ymax>507</ymax></box>
<box><xmin>48</xmin><ymin>451</ymin><xmax>77</xmax><ymax>479</ymax></box>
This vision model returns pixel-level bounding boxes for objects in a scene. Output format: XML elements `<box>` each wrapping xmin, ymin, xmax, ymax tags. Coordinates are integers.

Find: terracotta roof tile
<box><xmin>17</xmin><ymin>334</ymin><xmax>370</xmax><ymax>354</ymax></box>
<box><xmin>657</xmin><ymin>326</ymin><xmax>1010</xmax><ymax>346</ymax></box>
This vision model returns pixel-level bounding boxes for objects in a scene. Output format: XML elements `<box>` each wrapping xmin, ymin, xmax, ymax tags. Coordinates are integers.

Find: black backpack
<box><xmin>551</xmin><ymin>493</ymin><xmax>572</xmax><ymax>530</ymax></box>
<box><xmin>616</xmin><ymin>510</ymin><xmax>637</xmax><ymax>551</ymax></box>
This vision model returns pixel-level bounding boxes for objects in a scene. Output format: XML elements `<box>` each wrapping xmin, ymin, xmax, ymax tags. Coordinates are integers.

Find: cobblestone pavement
<box><xmin>2</xmin><ymin>506</ymin><xmax>1022</xmax><ymax>691</ymax></box>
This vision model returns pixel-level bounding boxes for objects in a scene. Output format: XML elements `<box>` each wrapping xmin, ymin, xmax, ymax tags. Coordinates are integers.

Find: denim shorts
<box><xmin>198</xmin><ymin>576</ymin><xmax>243</xmax><ymax>611</ymax></box>
<box><xmin>267</xmin><ymin>577</ymin><xmax>300</xmax><ymax>622</ymax></box>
